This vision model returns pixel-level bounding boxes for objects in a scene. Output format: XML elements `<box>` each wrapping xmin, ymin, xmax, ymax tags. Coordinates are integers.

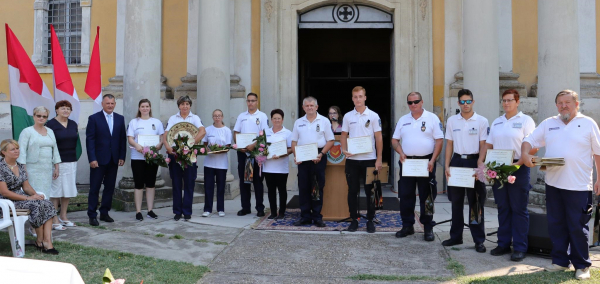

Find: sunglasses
<box><xmin>407</xmin><ymin>100</ymin><xmax>422</xmax><ymax>105</ymax></box>
<box><xmin>35</xmin><ymin>115</ymin><xmax>48</xmax><ymax>119</ymax></box>
<box><xmin>459</xmin><ymin>100</ymin><xmax>473</xmax><ymax>105</ymax></box>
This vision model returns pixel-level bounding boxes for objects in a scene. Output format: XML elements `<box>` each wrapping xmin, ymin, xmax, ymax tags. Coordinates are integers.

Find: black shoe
<box><xmin>424</xmin><ymin>229</ymin><xmax>434</xmax><ymax>241</ymax></box>
<box><xmin>89</xmin><ymin>218</ymin><xmax>99</xmax><ymax>226</ymax></box>
<box><xmin>475</xmin><ymin>243</ymin><xmax>486</xmax><ymax>253</ymax></box>
<box><xmin>184</xmin><ymin>215</ymin><xmax>191</xmax><ymax>221</ymax></box>
<box><xmin>347</xmin><ymin>220</ymin><xmax>359</xmax><ymax>232</ymax></box>
<box><xmin>268</xmin><ymin>214</ymin><xmax>277</xmax><ymax>219</ymax></box>
<box><xmin>147</xmin><ymin>210</ymin><xmax>158</xmax><ymax>219</ymax></box>
<box><xmin>274</xmin><ymin>214</ymin><xmax>285</xmax><ymax>220</ymax></box>
<box><xmin>366</xmin><ymin>220</ymin><xmax>376</xmax><ymax>233</ymax></box>
<box><xmin>511</xmin><ymin>251</ymin><xmax>526</xmax><ymax>262</ymax></box>
<box><xmin>174</xmin><ymin>214</ymin><xmax>182</xmax><ymax>221</ymax></box>
<box><xmin>99</xmin><ymin>214</ymin><xmax>114</xmax><ymax>223</ymax></box>
<box><xmin>293</xmin><ymin>219</ymin><xmax>312</xmax><ymax>226</ymax></box>
<box><xmin>490</xmin><ymin>246</ymin><xmax>512</xmax><ymax>256</ymax></box>
<box><xmin>237</xmin><ymin>209</ymin><xmax>251</xmax><ymax>216</ymax></box>
<box><xmin>441</xmin><ymin>239</ymin><xmax>463</xmax><ymax>246</ymax></box>
<box><xmin>314</xmin><ymin>220</ymin><xmax>327</xmax><ymax>228</ymax></box>
<box><xmin>257</xmin><ymin>211</ymin><xmax>265</xmax><ymax>217</ymax></box>
<box><xmin>135</xmin><ymin>212</ymin><xmax>143</xmax><ymax>221</ymax></box>
<box><xmin>395</xmin><ymin>226</ymin><xmax>414</xmax><ymax>238</ymax></box>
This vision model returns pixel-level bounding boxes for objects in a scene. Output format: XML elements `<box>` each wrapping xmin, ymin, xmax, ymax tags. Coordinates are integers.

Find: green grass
<box><xmin>169</xmin><ymin>234</ymin><xmax>184</xmax><ymax>240</ymax></box>
<box><xmin>195</xmin><ymin>239</ymin><xmax>209</xmax><ymax>243</ymax></box>
<box><xmin>66</xmin><ymin>194</ymin><xmax>92</xmax><ymax>212</ymax></box>
<box><xmin>348</xmin><ymin>274</ymin><xmax>451</xmax><ymax>282</ymax></box>
<box><xmin>451</xmin><ymin>247</ymin><xmax>461</xmax><ymax>251</ymax></box>
<box><xmin>0</xmin><ymin>232</ymin><xmax>209</xmax><ymax>284</ymax></box>
<box><xmin>155</xmin><ymin>233</ymin><xmax>165</xmax><ymax>238</ymax></box>
<box><xmin>213</xmin><ymin>241</ymin><xmax>228</xmax><ymax>245</ymax></box>
<box><xmin>447</xmin><ymin>257</ymin><xmax>466</xmax><ymax>276</ymax></box>
<box><xmin>75</xmin><ymin>222</ymin><xmax>108</xmax><ymax>230</ymax></box>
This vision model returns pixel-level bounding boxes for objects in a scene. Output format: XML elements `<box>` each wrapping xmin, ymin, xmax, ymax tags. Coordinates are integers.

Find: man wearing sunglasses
<box><xmin>392</xmin><ymin>92</ymin><xmax>443</xmax><ymax>241</ymax></box>
<box><xmin>442</xmin><ymin>89</ymin><xmax>489</xmax><ymax>253</ymax></box>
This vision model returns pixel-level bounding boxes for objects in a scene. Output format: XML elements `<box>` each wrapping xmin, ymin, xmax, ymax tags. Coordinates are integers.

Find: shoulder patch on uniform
<box><xmin>378</xmin><ymin>119</ymin><xmax>381</xmax><ymax>127</ymax></box>
<box><xmin>487</xmin><ymin>127</ymin><xmax>490</xmax><ymax>135</ymax></box>
<box><xmin>439</xmin><ymin>122</ymin><xmax>443</xmax><ymax>131</ymax></box>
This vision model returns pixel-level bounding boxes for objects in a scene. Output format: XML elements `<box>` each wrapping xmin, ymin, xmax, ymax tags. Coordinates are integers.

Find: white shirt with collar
<box><xmin>103</xmin><ymin>110</ymin><xmax>114</xmax><ymax>133</ymax></box>
<box><xmin>445</xmin><ymin>112</ymin><xmax>489</xmax><ymax>155</ymax></box>
<box><xmin>291</xmin><ymin>114</ymin><xmax>334</xmax><ymax>148</ymax></box>
<box><xmin>524</xmin><ymin>113</ymin><xmax>600</xmax><ymax>191</ymax></box>
<box><xmin>263</xmin><ymin>127</ymin><xmax>293</xmax><ymax>174</ymax></box>
<box><xmin>487</xmin><ymin>111</ymin><xmax>536</xmax><ymax>159</ymax></box>
<box><xmin>392</xmin><ymin>109</ymin><xmax>444</xmax><ymax>156</ymax></box>
<box><xmin>201</xmin><ymin>125</ymin><xmax>233</xmax><ymax>170</ymax></box>
<box><xmin>165</xmin><ymin>111</ymin><xmax>203</xmax><ymax>131</ymax></box>
<box><xmin>341</xmin><ymin>106</ymin><xmax>382</xmax><ymax>160</ymax></box>
<box><xmin>233</xmin><ymin>109</ymin><xmax>269</xmax><ymax>135</ymax></box>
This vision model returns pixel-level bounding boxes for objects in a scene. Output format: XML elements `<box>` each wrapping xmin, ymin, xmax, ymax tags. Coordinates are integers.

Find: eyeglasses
<box><xmin>246</xmin><ymin>100</ymin><xmax>257</xmax><ymax>103</ymax></box>
<box><xmin>502</xmin><ymin>99</ymin><xmax>516</xmax><ymax>103</ymax></box>
<box><xmin>35</xmin><ymin>115</ymin><xmax>48</xmax><ymax>119</ymax></box>
<box><xmin>407</xmin><ymin>100</ymin><xmax>422</xmax><ymax>105</ymax></box>
<box><xmin>212</xmin><ymin>115</ymin><xmax>223</xmax><ymax>118</ymax></box>
<box><xmin>459</xmin><ymin>100</ymin><xmax>473</xmax><ymax>105</ymax></box>
<box><xmin>328</xmin><ymin>112</ymin><xmax>337</xmax><ymax>115</ymax></box>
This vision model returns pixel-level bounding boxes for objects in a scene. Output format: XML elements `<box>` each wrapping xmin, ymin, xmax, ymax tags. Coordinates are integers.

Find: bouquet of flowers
<box><xmin>475</xmin><ymin>161</ymin><xmax>520</xmax><ymax>188</ymax></box>
<box><xmin>231</xmin><ymin>131</ymin><xmax>270</xmax><ymax>180</ymax></box>
<box><xmin>171</xmin><ymin>134</ymin><xmax>199</xmax><ymax>169</ymax></box>
<box><xmin>142</xmin><ymin>146</ymin><xmax>168</xmax><ymax>168</ymax></box>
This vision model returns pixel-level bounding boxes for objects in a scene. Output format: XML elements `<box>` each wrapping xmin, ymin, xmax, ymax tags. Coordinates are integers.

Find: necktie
<box><xmin>108</xmin><ymin>114</ymin><xmax>113</xmax><ymax>135</ymax></box>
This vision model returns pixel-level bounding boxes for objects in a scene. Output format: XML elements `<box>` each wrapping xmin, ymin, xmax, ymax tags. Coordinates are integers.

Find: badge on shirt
<box><xmin>421</xmin><ymin>122</ymin><xmax>426</xmax><ymax>132</ymax></box>
<box><xmin>512</xmin><ymin>122</ymin><xmax>522</xmax><ymax>129</ymax></box>
<box><xmin>469</xmin><ymin>128</ymin><xmax>478</xmax><ymax>135</ymax></box>
<box><xmin>256</xmin><ymin>118</ymin><xmax>260</xmax><ymax>125</ymax></box>
<box><xmin>152</xmin><ymin>124</ymin><xmax>156</xmax><ymax>130</ymax></box>
<box><xmin>316</xmin><ymin>124</ymin><xmax>320</xmax><ymax>132</ymax></box>
<box><xmin>439</xmin><ymin>122</ymin><xmax>443</xmax><ymax>131</ymax></box>
<box><xmin>365</xmin><ymin>120</ymin><xmax>370</xmax><ymax>128</ymax></box>
<box><xmin>378</xmin><ymin>119</ymin><xmax>381</xmax><ymax>127</ymax></box>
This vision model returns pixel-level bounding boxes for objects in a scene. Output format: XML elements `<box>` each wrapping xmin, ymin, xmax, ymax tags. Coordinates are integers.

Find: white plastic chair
<box><xmin>0</xmin><ymin>199</ymin><xmax>26</xmax><ymax>257</ymax></box>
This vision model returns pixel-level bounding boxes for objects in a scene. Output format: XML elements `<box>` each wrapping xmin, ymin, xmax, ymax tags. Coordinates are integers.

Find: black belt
<box><xmin>513</xmin><ymin>159</ymin><xmax>519</xmax><ymax>163</ymax></box>
<box><xmin>406</xmin><ymin>154</ymin><xmax>433</xmax><ymax>159</ymax></box>
<box><xmin>453</xmin><ymin>153</ymin><xmax>479</xmax><ymax>160</ymax></box>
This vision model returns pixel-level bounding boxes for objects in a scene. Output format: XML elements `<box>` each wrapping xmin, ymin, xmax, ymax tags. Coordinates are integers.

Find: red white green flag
<box><xmin>85</xmin><ymin>26</ymin><xmax>102</xmax><ymax>113</ymax></box>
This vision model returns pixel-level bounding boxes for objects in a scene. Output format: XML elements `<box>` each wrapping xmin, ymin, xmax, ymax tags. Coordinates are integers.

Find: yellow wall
<box><xmin>512</xmin><ymin>0</ymin><xmax>538</xmax><ymax>91</ymax></box>
<box><xmin>162</xmin><ymin>0</ymin><xmax>187</xmax><ymax>89</ymax></box>
<box><xmin>432</xmin><ymin>0</ymin><xmax>444</xmax><ymax>119</ymax></box>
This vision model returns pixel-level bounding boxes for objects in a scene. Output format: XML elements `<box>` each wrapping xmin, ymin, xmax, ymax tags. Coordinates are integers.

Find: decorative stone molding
<box><xmin>103</xmin><ymin>75</ymin><xmax>172</xmax><ymax>99</ymax></box>
<box><xmin>580</xmin><ymin>72</ymin><xmax>600</xmax><ymax>98</ymax></box>
<box><xmin>449</xmin><ymin>71</ymin><xmax>527</xmax><ymax>98</ymax></box>
<box><xmin>160</xmin><ymin>76</ymin><xmax>173</xmax><ymax>99</ymax></box>
<box><xmin>174</xmin><ymin>74</ymin><xmax>246</xmax><ymax>100</ymax></box>
<box><xmin>230</xmin><ymin>75</ymin><xmax>246</xmax><ymax>98</ymax></box>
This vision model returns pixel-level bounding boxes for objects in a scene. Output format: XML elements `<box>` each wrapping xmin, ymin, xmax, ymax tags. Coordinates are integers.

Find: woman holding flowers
<box><xmin>201</xmin><ymin>109</ymin><xmax>232</xmax><ymax>217</ymax></box>
<box><xmin>163</xmin><ymin>96</ymin><xmax>206</xmax><ymax>221</ymax></box>
<box><xmin>478</xmin><ymin>89</ymin><xmax>535</xmax><ymax>262</ymax></box>
<box><xmin>263</xmin><ymin>109</ymin><xmax>293</xmax><ymax>219</ymax></box>
<box><xmin>127</xmin><ymin>99</ymin><xmax>164</xmax><ymax>221</ymax></box>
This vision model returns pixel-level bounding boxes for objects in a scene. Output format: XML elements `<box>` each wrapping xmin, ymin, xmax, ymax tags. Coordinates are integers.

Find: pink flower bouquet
<box><xmin>475</xmin><ymin>160</ymin><xmax>520</xmax><ymax>188</ymax></box>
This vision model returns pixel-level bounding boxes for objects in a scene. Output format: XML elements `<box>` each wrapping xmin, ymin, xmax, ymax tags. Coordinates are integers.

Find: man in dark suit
<box><xmin>86</xmin><ymin>94</ymin><xmax>127</xmax><ymax>226</ymax></box>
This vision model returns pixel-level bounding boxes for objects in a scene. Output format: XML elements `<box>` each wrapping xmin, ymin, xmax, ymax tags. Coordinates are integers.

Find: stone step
<box><xmin>114</xmin><ymin>186</ymin><xmax>175</xmax><ymax>200</ymax></box>
<box><xmin>112</xmin><ymin>192</ymin><xmax>205</xmax><ymax>212</ymax></box>
<box><xmin>195</xmin><ymin>181</ymin><xmax>240</xmax><ymax>201</ymax></box>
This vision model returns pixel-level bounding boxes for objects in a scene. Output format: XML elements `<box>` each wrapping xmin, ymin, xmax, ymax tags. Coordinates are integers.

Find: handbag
<box><xmin>424</xmin><ymin>178</ymin><xmax>435</xmax><ymax>216</ymax></box>
<box><xmin>371</xmin><ymin>170</ymin><xmax>383</xmax><ymax>210</ymax></box>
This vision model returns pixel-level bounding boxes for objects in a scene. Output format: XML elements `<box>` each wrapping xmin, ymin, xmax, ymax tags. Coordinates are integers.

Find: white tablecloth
<box><xmin>0</xmin><ymin>256</ymin><xmax>85</xmax><ymax>284</ymax></box>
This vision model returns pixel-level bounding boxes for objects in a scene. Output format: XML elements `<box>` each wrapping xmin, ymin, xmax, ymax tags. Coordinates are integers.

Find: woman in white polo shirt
<box><xmin>263</xmin><ymin>109</ymin><xmax>293</xmax><ymax>219</ymax></box>
<box><xmin>201</xmin><ymin>109</ymin><xmax>232</xmax><ymax>217</ymax></box>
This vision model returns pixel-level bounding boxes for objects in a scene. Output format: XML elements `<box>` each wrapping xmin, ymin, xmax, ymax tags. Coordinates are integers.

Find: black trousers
<box><xmin>265</xmin><ymin>172</ymin><xmax>288</xmax><ymax>215</ymax></box>
<box><xmin>448</xmin><ymin>154</ymin><xmax>486</xmax><ymax>244</ymax></box>
<box><xmin>345</xmin><ymin>159</ymin><xmax>376</xmax><ymax>221</ymax></box>
<box><xmin>398</xmin><ymin>155</ymin><xmax>437</xmax><ymax>230</ymax></box>
<box><xmin>298</xmin><ymin>157</ymin><xmax>327</xmax><ymax>222</ymax></box>
<box><xmin>237</xmin><ymin>151</ymin><xmax>265</xmax><ymax>212</ymax></box>
<box><xmin>88</xmin><ymin>161</ymin><xmax>118</xmax><ymax>218</ymax></box>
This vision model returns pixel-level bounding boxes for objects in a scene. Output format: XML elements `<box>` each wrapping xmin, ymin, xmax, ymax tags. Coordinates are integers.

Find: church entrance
<box><xmin>298</xmin><ymin>28</ymin><xmax>393</xmax><ymax>173</ymax></box>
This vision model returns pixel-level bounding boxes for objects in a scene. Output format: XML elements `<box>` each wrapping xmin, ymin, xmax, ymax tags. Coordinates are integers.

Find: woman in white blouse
<box><xmin>263</xmin><ymin>109</ymin><xmax>293</xmax><ymax>219</ymax></box>
<box><xmin>201</xmin><ymin>109</ymin><xmax>232</xmax><ymax>217</ymax></box>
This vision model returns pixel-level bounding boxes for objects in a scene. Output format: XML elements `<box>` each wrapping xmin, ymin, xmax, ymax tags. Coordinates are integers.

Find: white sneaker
<box><xmin>218</xmin><ymin>211</ymin><xmax>225</xmax><ymax>217</ymax></box>
<box><xmin>576</xmin><ymin>267</ymin><xmax>590</xmax><ymax>280</ymax></box>
<box><xmin>202</xmin><ymin>212</ymin><xmax>210</xmax><ymax>217</ymax></box>
<box><xmin>545</xmin><ymin>264</ymin><xmax>570</xmax><ymax>272</ymax></box>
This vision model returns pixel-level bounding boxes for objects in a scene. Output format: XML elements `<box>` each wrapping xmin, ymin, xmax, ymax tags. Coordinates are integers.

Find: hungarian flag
<box><xmin>5</xmin><ymin>24</ymin><xmax>55</xmax><ymax>140</ymax></box>
<box><xmin>85</xmin><ymin>26</ymin><xmax>102</xmax><ymax>113</ymax></box>
<box><xmin>51</xmin><ymin>25</ymin><xmax>82</xmax><ymax>159</ymax></box>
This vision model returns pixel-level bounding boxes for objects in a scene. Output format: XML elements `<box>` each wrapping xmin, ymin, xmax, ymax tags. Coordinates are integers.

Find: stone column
<box><xmin>117</xmin><ymin>0</ymin><xmax>163</xmax><ymax>210</ymax></box>
<box><xmin>103</xmin><ymin>0</ymin><xmax>126</xmax><ymax>98</ymax></box>
<box><xmin>498</xmin><ymin>1</ymin><xmax>512</xmax><ymax>73</ymax></box>
<box><xmin>578</xmin><ymin>0</ymin><xmax>600</xmax><ymax>104</ymax></box>
<box><xmin>463</xmin><ymin>0</ymin><xmax>499</xmax><ymax>122</ymax></box>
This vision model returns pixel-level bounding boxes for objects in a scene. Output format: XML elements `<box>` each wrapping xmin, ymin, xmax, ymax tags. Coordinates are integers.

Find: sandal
<box><xmin>52</xmin><ymin>223</ymin><xmax>67</xmax><ymax>231</ymax></box>
<box><xmin>40</xmin><ymin>243</ymin><xmax>59</xmax><ymax>255</ymax></box>
<box><xmin>58</xmin><ymin>217</ymin><xmax>77</xmax><ymax>227</ymax></box>
<box><xmin>33</xmin><ymin>241</ymin><xmax>43</xmax><ymax>251</ymax></box>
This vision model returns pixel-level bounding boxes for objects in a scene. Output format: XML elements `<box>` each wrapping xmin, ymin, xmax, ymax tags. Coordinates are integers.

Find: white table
<box><xmin>0</xmin><ymin>256</ymin><xmax>85</xmax><ymax>284</ymax></box>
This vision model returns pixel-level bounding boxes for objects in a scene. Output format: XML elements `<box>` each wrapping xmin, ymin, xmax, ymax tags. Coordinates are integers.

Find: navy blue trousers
<box><xmin>346</xmin><ymin>159</ymin><xmax>376</xmax><ymax>221</ymax></box>
<box><xmin>448</xmin><ymin>156</ymin><xmax>486</xmax><ymax>244</ymax></box>
<box><xmin>546</xmin><ymin>185</ymin><xmax>593</xmax><ymax>269</ymax></box>
<box><xmin>168</xmin><ymin>154</ymin><xmax>197</xmax><ymax>216</ymax></box>
<box><xmin>237</xmin><ymin>151</ymin><xmax>265</xmax><ymax>212</ymax></box>
<box><xmin>88</xmin><ymin>161</ymin><xmax>118</xmax><ymax>218</ymax></box>
<box><xmin>298</xmin><ymin>157</ymin><xmax>327</xmax><ymax>222</ymax></box>
<box><xmin>492</xmin><ymin>165</ymin><xmax>530</xmax><ymax>252</ymax></box>
<box><xmin>398</xmin><ymin>157</ymin><xmax>437</xmax><ymax>231</ymax></box>
<box><xmin>203</xmin><ymin>167</ymin><xmax>227</xmax><ymax>213</ymax></box>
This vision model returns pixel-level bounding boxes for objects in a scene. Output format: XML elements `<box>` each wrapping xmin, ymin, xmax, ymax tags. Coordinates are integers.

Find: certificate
<box><xmin>401</xmin><ymin>159</ymin><xmax>429</xmax><ymax>177</ymax></box>
<box><xmin>137</xmin><ymin>135</ymin><xmax>160</xmax><ymax>147</ymax></box>
<box><xmin>447</xmin><ymin>167</ymin><xmax>475</xmax><ymax>188</ymax></box>
<box><xmin>347</xmin><ymin>136</ymin><xmax>373</xmax><ymax>155</ymax></box>
<box><xmin>295</xmin><ymin>143</ymin><xmax>318</xmax><ymax>162</ymax></box>
<box><xmin>267</xmin><ymin>140</ymin><xmax>287</xmax><ymax>159</ymax></box>
<box><xmin>484</xmin><ymin>149</ymin><xmax>514</xmax><ymax>166</ymax></box>
<box><xmin>236</xmin><ymin>133</ymin><xmax>256</xmax><ymax>149</ymax></box>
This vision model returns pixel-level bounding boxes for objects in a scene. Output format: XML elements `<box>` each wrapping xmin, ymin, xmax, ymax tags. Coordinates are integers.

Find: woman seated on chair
<box><xmin>0</xmin><ymin>139</ymin><xmax>58</xmax><ymax>255</ymax></box>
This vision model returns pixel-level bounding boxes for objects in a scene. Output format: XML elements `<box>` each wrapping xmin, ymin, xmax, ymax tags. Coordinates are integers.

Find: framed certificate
<box><xmin>347</xmin><ymin>136</ymin><xmax>373</xmax><ymax>155</ymax></box>
<box><xmin>401</xmin><ymin>159</ymin><xmax>429</xmax><ymax>177</ymax></box>
<box><xmin>137</xmin><ymin>135</ymin><xmax>160</xmax><ymax>147</ymax></box>
<box><xmin>447</xmin><ymin>167</ymin><xmax>475</xmax><ymax>188</ymax></box>
<box><xmin>295</xmin><ymin>143</ymin><xmax>318</xmax><ymax>162</ymax></box>
<box><xmin>267</xmin><ymin>140</ymin><xmax>287</xmax><ymax>159</ymax></box>
<box><xmin>236</xmin><ymin>133</ymin><xmax>256</xmax><ymax>149</ymax></box>
<box><xmin>485</xmin><ymin>149</ymin><xmax>514</xmax><ymax>166</ymax></box>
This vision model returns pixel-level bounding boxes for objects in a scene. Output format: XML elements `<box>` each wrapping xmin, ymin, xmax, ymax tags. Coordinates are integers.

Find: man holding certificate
<box><xmin>521</xmin><ymin>90</ymin><xmax>600</xmax><ymax>280</ymax></box>
<box><xmin>233</xmin><ymin>93</ymin><xmax>269</xmax><ymax>217</ymax></box>
<box><xmin>443</xmin><ymin>89</ymin><xmax>489</xmax><ymax>253</ymax></box>
<box><xmin>291</xmin><ymin>96</ymin><xmax>334</xmax><ymax>227</ymax></box>
<box><xmin>481</xmin><ymin>89</ymin><xmax>535</xmax><ymax>262</ymax></box>
<box><xmin>392</xmin><ymin>92</ymin><xmax>443</xmax><ymax>241</ymax></box>
<box><xmin>341</xmin><ymin>86</ymin><xmax>383</xmax><ymax>233</ymax></box>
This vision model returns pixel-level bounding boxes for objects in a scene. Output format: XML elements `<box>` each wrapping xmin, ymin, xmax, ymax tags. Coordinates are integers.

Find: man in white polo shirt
<box><xmin>392</xmin><ymin>92</ymin><xmax>443</xmax><ymax>241</ymax></box>
<box><xmin>233</xmin><ymin>93</ymin><xmax>269</xmax><ymax>217</ymax></box>
<box><xmin>341</xmin><ymin>86</ymin><xmax>383</xmax><ymax>233</ymax></box>
<box><xmin>291</xmin><ymin>96</ymin><xmax>335</xmax><ymax>227</ymax></box>
<box><xmin>521</xmin><ymin>89</ymin><xmax>600</xmax><ymax>280</ymax></box>
<box><xmin>442</xmin><ymin>89</ymin><xmax>489</xmax><ymax>253</ymax></box>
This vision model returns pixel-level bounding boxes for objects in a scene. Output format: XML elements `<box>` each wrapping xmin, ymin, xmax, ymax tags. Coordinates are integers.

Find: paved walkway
<box><xmin>51</xmin><ymin>188</ymin><xmax>600</xmax><ymax>283</ymax></box>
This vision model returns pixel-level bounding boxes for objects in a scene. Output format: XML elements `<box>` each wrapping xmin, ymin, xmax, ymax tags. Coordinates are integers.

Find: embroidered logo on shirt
<box><xmin>379</xmin><ymin>119</ymin><xmax>382</xmax><ymax>127</ymax></box>
<box><xmin>512</xmin><ymin>123</ymin><xmax>522</xmax><ymax>128</ymax></box>
<box><xmin>365</xmin><ymin>120</ymin><xmax>370</xmax><ymax>128</ymax></box>
<box><xmin>241</xmin><ymin>119</ymin><xmax>247</xmax><ymax>122</ymax></box>
<box><xmin>256</xmin><ymin>118</ymin><xmax>260</xmax><ymax>125</ymax></box>
<box><xmin>350</xmin><ymin>122</ymin><xmax>357</xmax><ymax>125</ymax></box>
<box><xmin>453</xmin><ymin>129</ymin><xmax>461</xmax><ymax>132</ymax></box>
<box><xmin>493</xmin><ymin>122</ymin><xmax>504</xmax><ymax>126</ymax></box>
<box><xmin>152</xmin><ymin>124</ymin><xmax>156</xmax><ymax>130</ymax></box>
<box><xmin>421</xmin><ymin>121</ymin><xmax>426</xmax><ymax>132</ymax></box>
<box><xmin>402</xmin><ymin>123</ymin><xmax>411</xmax><ymax>126</ymax></box>
<box><xmin>316</xmin><ymin>124</ymin><xmax>320</xmax><ymax>132</ymax></box>
<box><xmin>549</xmin><ymin>127</ymin><xmax>560</xmax><ymax>131</ymax></box>
<box><xmin>298</xmin><ymin>124</ymin><xmax>307</xmax><ymax>128</ymax></box>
